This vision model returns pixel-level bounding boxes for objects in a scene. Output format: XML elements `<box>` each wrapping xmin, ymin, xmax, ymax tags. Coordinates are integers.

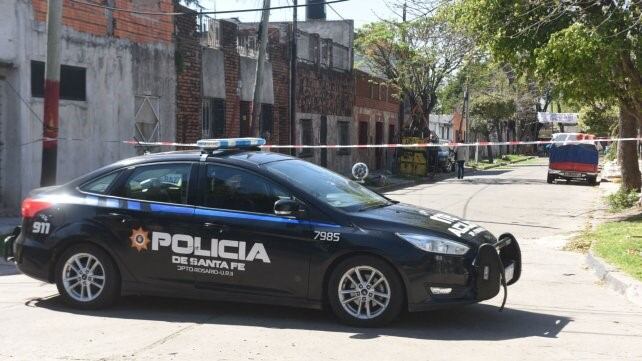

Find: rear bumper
<box><xmin>548</xmin><ymin>169</ymin><xmax>598</xmax><ymax>178</ymax></box>
<box><xmin>8</xmin><ymin>229</ymin><xmax>53</xmax><ymax>282</ymax></box>
<box><xmin>1</xmin><ymin>227</ymin><xmax>20</xmax><ymax>263</ymax></box>
<box><xmin>408</xmin><ymin>233</ymin><xmax>521</xmax><ymax>312</ymax></box>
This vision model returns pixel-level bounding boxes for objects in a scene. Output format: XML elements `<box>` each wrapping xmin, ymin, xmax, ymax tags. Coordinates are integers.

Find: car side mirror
<box><xmin>274</xmin><ymin>199</ymin><xmax>301</xmax><ymax>217</ymax></box>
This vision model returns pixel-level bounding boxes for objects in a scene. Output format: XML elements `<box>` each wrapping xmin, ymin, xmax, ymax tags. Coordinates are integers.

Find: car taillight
<box><xmin>21</xmin><ymin>198</ymin><xmax>53</xmax><ymax>219</ymax></box>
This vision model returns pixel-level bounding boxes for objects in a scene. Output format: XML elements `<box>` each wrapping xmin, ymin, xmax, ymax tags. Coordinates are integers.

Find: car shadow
<box><xmin>30</xmin><ymin>295</ymin><xmax>572</xmax><ymax>341</ymax></box>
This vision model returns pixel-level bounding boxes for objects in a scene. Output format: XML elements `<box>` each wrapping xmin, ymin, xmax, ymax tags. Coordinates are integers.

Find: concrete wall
<box><xmin>297</xmin><ymin>20</ymin><xmax>353</xmax><ymax>48</ymax></box>
<box><xmin>294</xmin><ymin>112</ymin><xmax>353</xmax><ymax>175</ymax></box>
<box><xmin>202</xmin><ymin>48</ymin><xmax>225</xmax><ymax>99</ymax></box>
<box><xmin>0</xmin><ymin>0</ymin><xmax>175</xmax><ymax>212</ymax></box>
<box><xmin>239</xmin><ymin>57</ymin><xmax>274</xmax><ymax>104</ymax></box>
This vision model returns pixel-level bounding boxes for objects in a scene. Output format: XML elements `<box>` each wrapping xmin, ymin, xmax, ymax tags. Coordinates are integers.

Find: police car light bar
<box><xmin>197</xmin><ymin>137</ymin><xmax>266</xmax><ymax>150</ymax></box>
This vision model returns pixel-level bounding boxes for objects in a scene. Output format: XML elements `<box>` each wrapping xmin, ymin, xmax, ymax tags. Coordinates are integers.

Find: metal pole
<box><xmin>41</xmin><ymin>0</ymin><xmax>63</xmax><ymax>186</ymax></box>
<box><xmin>463</xmin><ymin>77</ymin><xmax>469</xmax><ymax>142</ymax></box>
<box><xmin>289</xmin><ymin>0</ymin><xmax>297</xmax><ymax>155</ymax></box>
<box><xmin>250</xmin><ymin>0</ymin><xmax>271</xmax><ymax>137</ymax></box>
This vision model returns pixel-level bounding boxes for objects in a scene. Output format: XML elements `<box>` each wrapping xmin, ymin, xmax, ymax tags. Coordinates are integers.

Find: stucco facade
<box><xmin>0</xmin><ymin>0</ymin><xmax>176</xmax><ymax>212</ymax></box>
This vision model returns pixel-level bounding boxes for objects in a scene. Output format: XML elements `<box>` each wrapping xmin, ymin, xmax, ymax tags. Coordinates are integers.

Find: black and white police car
<box><xmin>2</xmin><ymin>138</ymin><xmax>521</xmax><ymax>326</ymax></box>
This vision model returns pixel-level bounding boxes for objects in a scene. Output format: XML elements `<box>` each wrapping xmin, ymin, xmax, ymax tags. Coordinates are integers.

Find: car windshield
<box><xmin>265</xmin><ymin>160</ymin><xmax>392</xmax><ymax>212</ymax></box>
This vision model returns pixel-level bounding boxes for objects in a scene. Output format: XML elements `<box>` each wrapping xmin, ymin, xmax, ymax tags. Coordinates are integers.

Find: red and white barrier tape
<box><xmin>35</xmin><ymin>137</ymin><xmax>641</xmax><ymax>149</ymax></box>
<box><xmin>120</xmin><ymin>137</ymin><xmax>642</xmax><ymax>149</ymax></box>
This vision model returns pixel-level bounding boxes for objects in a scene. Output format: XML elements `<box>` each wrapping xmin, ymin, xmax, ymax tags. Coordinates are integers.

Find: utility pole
<box><xmin>250</xmin><ymin>0</ymin><xmax>271</xmax><ymax>137</ymax></box>
<box><xmin>41</xmin><ymin>0</ymin><xmax>63</xmax><ymax>186</ymax></box>
<box><xmin>398</xmin><ymin>1</ymin><xmax>406</xmax><ymax>136</ymax></box>
<box><xmin>289</xmin><ymin>0</ymin><xmax>297</xmax><ymax>154</ymax></box>
<box><xmin>463</xmin><ymin>77</ymin><xmax>469</xmax><ymax>142</ymax></box>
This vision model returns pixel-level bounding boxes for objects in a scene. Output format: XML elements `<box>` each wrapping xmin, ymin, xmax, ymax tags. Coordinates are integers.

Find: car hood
<box><xmin>351</xmin><ymin>202</ymin><xmax>497</xmax><ymax>246</ymax></box>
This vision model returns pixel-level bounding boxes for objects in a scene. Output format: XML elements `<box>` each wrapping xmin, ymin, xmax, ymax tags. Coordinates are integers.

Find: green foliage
<box><xmin>591</xmin><ymin>215</ymin><xmax>642</xmax><ymax>281</ymax></box>
<box><xmin>605</xmin><ymin>142</ymin><xmax>618</xmax><ymax>161</ymax></box>
<box><xmin>534</xmin><ymin>24</ymin><xmax>620</xmax><ymax>103</ymax></box>
<box><xmin>470</xmin><ymin>96</ymin><xmax>516</xmax><ymax>122</ymax></box>
<box><xmin>578</xmin><ymin>103</ymin><xmax>618</xmax><ymax>137</ymax></box>
<box><xmin>607</xmin><ymin>189</ymin><xmax>641</xmax><ymax>212</ymax></box>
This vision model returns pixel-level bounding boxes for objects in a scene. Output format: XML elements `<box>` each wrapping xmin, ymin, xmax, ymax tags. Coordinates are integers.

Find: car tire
<box><xmin>587</xmin><ymin>176</ymin><xmax>598</xmax><ymax>186</ymax></box>
<box><xmin>327</xmin><ymin>256</ymin><xmax>404</xmax><ymax>327</ymax></box>
<box><xmin>55</xmin><ymin>243</ymin><xmax>120</xmax><ymax>310</ymax></box>
<box><xmin>547</xmin><ymin>174</ymin><xmax>554</xmax><ymax>184</ymax></box>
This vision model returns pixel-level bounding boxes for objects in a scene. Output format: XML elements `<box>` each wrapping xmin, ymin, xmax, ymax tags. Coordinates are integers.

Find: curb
<box><xmin>585</xmin><ymin>251</ymin><xmax>642</xmax><ymax>307</ymax></box>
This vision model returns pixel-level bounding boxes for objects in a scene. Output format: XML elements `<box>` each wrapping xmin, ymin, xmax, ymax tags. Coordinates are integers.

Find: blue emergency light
<box><xmin>197</xmin><ymin>137</ymin><xmax>266</xmax><ymax>150</ymax></box>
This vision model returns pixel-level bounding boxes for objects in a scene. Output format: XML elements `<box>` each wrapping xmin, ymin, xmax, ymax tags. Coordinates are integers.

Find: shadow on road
<box><xmin>30</xmin><ymin>295</ymin><xmax>572</xmax><ymax>341</ymax></box>
<box><xmin>457</xmin><ymin>178</ymin><xmax>548</xmax><ymax>185</ymax></box>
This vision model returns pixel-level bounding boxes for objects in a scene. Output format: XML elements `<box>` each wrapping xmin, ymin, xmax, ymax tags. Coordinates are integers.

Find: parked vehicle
<box><xmin>547</xmin><ymin>133</ymin><xmax>599</xmax><ymax>185</ymax></box>
<box><xmin>437</xmin><ymin>146</ymin><xmax>456</xmax><ymax>173</ymax></box>
<box><xmin>2</xmin><ymin>138</ymin><xmax>521</xmax><ymax>327</ymax></box>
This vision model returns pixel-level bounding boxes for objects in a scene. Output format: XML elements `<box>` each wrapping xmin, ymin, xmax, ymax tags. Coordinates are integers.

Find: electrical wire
<box><xmin>69</xmin><ymin>0</ymin><xmax>350</xmax><ymax>17</ymax></box>
<box><xmin>0</xmin><ymin>78</ymin><xmax>45</xmax><ymax>127</ymax></box>
<box><xmin>327</xmin><ymin>3</ymin><xmax>345</xmax><ymax>21</ymax></box>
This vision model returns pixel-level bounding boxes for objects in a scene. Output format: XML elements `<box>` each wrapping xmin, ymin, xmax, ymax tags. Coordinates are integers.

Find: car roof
<box><xmin>112</xmin><ymin>149</ymin><xmax>296</xmax><ymax>167</ymax></box>
<box><xmin>68</xmin><ymin>149</ymin><xmax>297</xmax><ymax>187</ymax></box>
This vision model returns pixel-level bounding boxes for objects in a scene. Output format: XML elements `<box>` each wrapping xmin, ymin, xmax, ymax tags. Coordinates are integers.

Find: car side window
<box><xmin>204</xmin><ymin>164</ymin><xmax>291</xmax><ymax>214</ymax></box>
<box><xmin>117</xmin><ymin>163</ymin><xmax>191</xmax><ymax>204</ymax></box>
<box><xmin>79</xmin><ymin>171</ymin><xmax>122</xmax><ymax>194</ymax></box>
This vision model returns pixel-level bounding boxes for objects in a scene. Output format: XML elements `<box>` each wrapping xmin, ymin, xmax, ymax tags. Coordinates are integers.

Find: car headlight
<box><xmin>396</xmin><ymin>233</ymin><xmax>470</xmax><ymax>255</ymax></box>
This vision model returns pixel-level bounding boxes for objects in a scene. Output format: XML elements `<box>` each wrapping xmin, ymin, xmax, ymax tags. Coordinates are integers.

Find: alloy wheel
<box><xmin>337</xmin><ymin>265</ymin><xmax>391</xmax><ymax>320</ymax></box>
<box><xmin>62</xmin><ymin>253</ymin><xmax>106</xmax><ymax>302</ymax></box>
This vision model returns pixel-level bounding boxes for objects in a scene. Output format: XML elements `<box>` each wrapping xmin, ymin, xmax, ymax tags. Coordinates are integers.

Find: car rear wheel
<box><xmin>328</xmin><ymin>256</ymin><xmax>403</xmax><ymax>327</ymax></box>
<box><xmin>547</xmin><ymin>174</ymin><xmax>554</xmax><ymax>184</ymax></box>
<box><xmin>55</xmin><ymin>244</ymin><xmax>119</xmax><ymax>309</ymax></box>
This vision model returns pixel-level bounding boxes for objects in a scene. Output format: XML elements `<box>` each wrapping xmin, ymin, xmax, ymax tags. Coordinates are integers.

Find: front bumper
<box><xmin>407</xmin><ymin>233</ymin><xmax>522</xmax><ymax>312</ymax></box>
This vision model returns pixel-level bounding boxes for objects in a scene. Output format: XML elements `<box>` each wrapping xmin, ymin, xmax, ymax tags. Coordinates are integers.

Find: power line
<box><xmin>69</xmin><ymin>0</ymin><xmax>350</xmax><ymax>17</ymax></box>
<box><xmin>327</xmin><ymin>3</ymin><xmax>345</xmax><ymax>21</ymax></box>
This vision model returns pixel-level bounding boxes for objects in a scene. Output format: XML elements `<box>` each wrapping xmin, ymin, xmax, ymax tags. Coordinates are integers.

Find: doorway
<box><xmin>320</xmin><ymin>116</ymin><xmax>327</xmax><ymax>167</ymax></box>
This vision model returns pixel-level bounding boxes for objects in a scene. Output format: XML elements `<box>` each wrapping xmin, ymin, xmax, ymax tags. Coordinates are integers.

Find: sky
<box><xmin>199</xmin><ymin>0</ymin><xmax>404</xmax><ymax>28</ymax></box>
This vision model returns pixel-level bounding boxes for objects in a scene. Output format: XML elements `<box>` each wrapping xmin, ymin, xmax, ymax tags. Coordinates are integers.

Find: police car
<box><xmin>2</xmin><ymin>138</ymin><xmax>521</xmax><ymax>326</ymax></box>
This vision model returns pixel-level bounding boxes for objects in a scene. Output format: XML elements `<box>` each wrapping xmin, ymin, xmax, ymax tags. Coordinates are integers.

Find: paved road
<box><xmin>1</xmin><ymin>159</ymin><xmax>641</xmax><ymax>361</ymax></box>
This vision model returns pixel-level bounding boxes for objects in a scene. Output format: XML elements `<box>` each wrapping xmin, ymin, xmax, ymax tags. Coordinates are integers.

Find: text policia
<box><xmin>151</xmin><ymin>231</ymin><xmax>270</xmax><ymax>277</ymax></box>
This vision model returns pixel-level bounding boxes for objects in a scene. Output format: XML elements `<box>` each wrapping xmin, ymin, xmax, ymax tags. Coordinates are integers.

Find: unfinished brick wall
<box><xmin>354</xmin><ymin>70</ymin><xmax>399</xmax><ymax>113</ymax></box>
<box><xmin>296</xmin><ymin>63</ymin><xmax>353</xmax><ymax>117</ymax></box>
<box><xmin>32</xmin><ymin>0</ymin><xmax>173</xmax><ymax>43</ymax></box>
<box><xmin>220</xmin><ymin>20</ymin><xmax>241</xmax><ymax>137</ymax></box>
<box><xmin>268</xmin><ymin>28</ymin><xmax>289</xmax><ymax>146</ymax></box>
<box><xmin>174</xmin><ymin>4</ymin><xmax>201</xmax><ymax>144</ymax></box>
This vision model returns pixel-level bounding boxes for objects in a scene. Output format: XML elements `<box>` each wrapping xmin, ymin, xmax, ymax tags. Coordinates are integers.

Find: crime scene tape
<box><xmin>118</xmin><ymin>137</ymin><xmax>642</xmax><ymax>149</ymax></box>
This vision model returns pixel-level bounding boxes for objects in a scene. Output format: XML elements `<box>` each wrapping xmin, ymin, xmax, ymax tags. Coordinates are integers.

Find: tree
<box><xmin>578</xmin><ymin>103</ymin><xmax>618</xmax><ymax>137</ymax></box>
<box><xmin>470</xmin><ymin>95</ymin><xmax>516</xmax><ymax>162</ymax></box>
<box><xmin>454</xmin><ymin>0</ymin><xmax>642</xmax><ymax>191</ymax></box>
<box><xmin>355</xmin><ymin>15</ymin><xmax>474</xmax><ymax>133</ymax></box>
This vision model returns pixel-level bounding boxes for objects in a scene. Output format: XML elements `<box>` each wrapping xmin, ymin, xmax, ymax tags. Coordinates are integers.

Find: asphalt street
<box><xmin>1</xmin><ymin>159</ymin><xmax>641</xmax><ymax>361</ymax></box>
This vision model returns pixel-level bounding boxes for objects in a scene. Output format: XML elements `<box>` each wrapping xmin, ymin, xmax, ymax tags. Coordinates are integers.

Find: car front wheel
<box><xmin>328</xmin><ymin>256</ymin><xmax>403</xmax><ymax>327</ymax></box>
<box><xmin>55</xmin><ymin>244</ymin><xmax>120</xmax><ymax>309</ymax></box>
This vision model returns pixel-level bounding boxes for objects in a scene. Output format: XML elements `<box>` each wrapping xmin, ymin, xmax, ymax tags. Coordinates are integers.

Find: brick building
<box><xmin>0</xmin><ymin>0</ymin><xmax>177</xmax><ymax>212</ymax></box>
<box><xmin>173</xmin><ymin>15</ymin><xmax>403</xmax><ymax>175</ymax></box>
<box><xmin>353</xmin><ymin>70</ymin><xmax>399</xmax><ymax>172</ymax></box>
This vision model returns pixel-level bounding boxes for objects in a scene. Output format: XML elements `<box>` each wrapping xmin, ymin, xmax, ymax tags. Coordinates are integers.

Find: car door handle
<box><xmin>107</xmin><ymin>212</ymin><xmax>134</xmax><ymax>223</ymax></box>
<box><xmin>203</xmin><ymin>222</ymin><xmax>229</xmax><ymax>233</ymax></box>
